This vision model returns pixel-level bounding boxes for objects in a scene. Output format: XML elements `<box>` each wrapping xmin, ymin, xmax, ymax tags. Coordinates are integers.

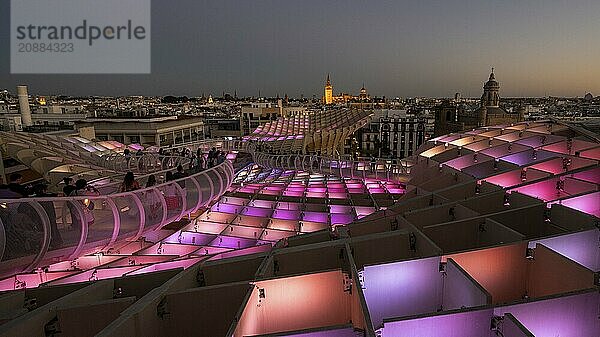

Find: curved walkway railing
<box><xmin>0</xmin><ymin>160</ymin><xmax>233</xmax><ymax>277</ymax></box>
<box><xmin>1</xmin><ymin>132</ymin><xmax>191</xmax><ymax>186</ymax></box>
<box><xmin>88</xmin><ymin>157</ymin><xmax>207</xmax><ymax>196</ymax></box>
<box><xmin>251</xmin><ymin>152</ymin><xmax>411</xmax><ymax>183</ymax></box>
<box><xmin>165</xmin><ymin>139</ymin><xmax>412</xmax><ymax>183</ymax></box>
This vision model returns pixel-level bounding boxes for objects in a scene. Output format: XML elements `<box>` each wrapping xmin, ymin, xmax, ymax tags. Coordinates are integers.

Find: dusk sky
<box><xmin>1</xmin><ymin>0</ymin><xmax>600</xmax><ymax>98</ymax></box>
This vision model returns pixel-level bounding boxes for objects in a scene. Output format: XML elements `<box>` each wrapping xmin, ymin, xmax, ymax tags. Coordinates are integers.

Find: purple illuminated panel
<box><xmin>363</xmin><ymin>257</ymin><xmax>443</xmax><ymax>328</ymax></box>
<box><xmin>572</xmin><ymin>167</ymin><xmax>600</xmax><ymax>184</ymax></box>
<box><xmin>260</xmin><ymin>189</ymin><xmax>282</xmax><ymax>196</ymax></box>
<box><xmin>138</xmin><ymin>243</ymin><xmax>200</xmax><ymax>256</ymax></box>
<box><xmin>514</xmin><ymin>134</ymin><xmax>563</xmax><ymax>148</ymax></box>
<box><xmin>302</xmin><ymin>211</ymin><xmax>329</xmax><ymax>223</ymax></box>
<box><xmin>495</xmin><ymin>291</ymin><xmax>599</xmax><ymax>337</ymax></box>
<box><xmin>273</xmin><ymin>209</ymin><xmax>301</xmax><ymax>220</ymax></box>
<box><xmin>164</xmin><ymin>231</ymin><xmax>215</xmax><ymax>245</ymax></box>
<box><xmin>501</xmin><ymin>150</ymin><xmax>556</xmax><ymax>166</ymax></box>
<box><xmin>284</xmin><ymin>190</ymin><xmax>304</xmax><ymax>197</ymax></box>
<box><xmin>443</xmin><ymin>259</ymin><xmax>490</xmax><ymax>310</ymax></box>
<box><xmin>459</xmin><ymin>161</ymin><xmax>505</xmax><ymax>179</ymax></box>
<box><xmin>382</xmin><ymin>309</ymin><xmax>494</xmax><ymax>337</ymax></box>
<box><xmin>212</xmin><ymin>203</ymin><xmax>243</xmax><ymax>214</ymax></box>
<box><xmin>209</xmin><ymin>235</ymin><xmax>256</xmax><ymax>249</ymax></box>
<box><xmin>331</xmin><ymin>213</ymin><xmax>355</xmax><ymax>225</ymax></box>
<box><xmin>529</xmin><ymin>229</ymin><xmax>599</xmax><ymax>272</ymax></box>
<box><xmin>243</xmin><ymin>207</ymin><xmax>273</xmax><ymax>218</ymax></box>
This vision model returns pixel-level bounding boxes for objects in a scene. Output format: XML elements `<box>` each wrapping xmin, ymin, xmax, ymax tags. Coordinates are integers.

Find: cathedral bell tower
<box><xmin>324</xmin><ymin>74</ymin><xmax>333</xmax><ymax>104</ymax></box>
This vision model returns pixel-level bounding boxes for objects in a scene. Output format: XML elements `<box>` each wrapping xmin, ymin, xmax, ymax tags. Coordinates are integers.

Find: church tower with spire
<box><xmin>481</xmin><ymin>68</ymin><xmax>500</xmax><ymax>107</ymax></box>
<box><xmin>324</xmin><ymin>74</ymin><xmax>333</xmax><ymax>104</ymax></box>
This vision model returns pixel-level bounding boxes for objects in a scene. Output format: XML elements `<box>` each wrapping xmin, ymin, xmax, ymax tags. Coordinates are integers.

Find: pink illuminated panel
<box><xmin>484</xmin><ymin>169</ymin><xmax>550</xmax><ymax>188</ymax></box>
<box><xmin>510</xmin><ymin>177</ymin><xmax>597</xmax><ymax>202</ymax></box>
<box><xmin>551</xmin><ymin>192</ymin><xmax>600</xmax><ymax>217</ymax></box>
<box><xmin>580</xmin><ymin>147</ymin><xmax>600</xmax><ymax>160</ymax></box>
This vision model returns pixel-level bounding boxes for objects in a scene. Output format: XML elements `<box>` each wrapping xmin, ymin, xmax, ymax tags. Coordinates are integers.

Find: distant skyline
<box><xmin>1</xmin><ymin>1</ymin><xmax>600</xmax><ymax>98</ymax></box>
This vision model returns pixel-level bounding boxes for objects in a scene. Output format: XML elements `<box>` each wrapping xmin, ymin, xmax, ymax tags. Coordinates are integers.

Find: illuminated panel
<box><xmin>234</xmin><ymin>270</ymin><xmax>353</xmax><ymax>337</ymax></box>
<box><xmin>494</xmin><ymin>291</ymin><xmax>599</xmax><ymax>337</ymax></box>
<box><xmin>514</xmin><ymin>134</ymin><xmax>563</xmax><ymax>148</ymax></box>
<box><xmin>484</xmin><ymin>168</ymin><xmax>550</xmax><ymax>188</ymax></box>
<box><xmin>382</xmin><ymin>309</ymin><xmax>494</xmax><ymax>337</ymax></box>
<box><xmin>500</xmin><ymin>149</ymin><xmax>557</xmax><ymax>166</ymax></box>
<box><xmin>420</xmin><ymin>144</ymin><xmax>454</xmax><ymax>159</ymax></box>
<box><xmin>463</xmin><ymin>138</ymin><xmax>506</xmax><ymax>152</ymax></box>
<box><xmin>529</xmin><ymin>229</ymin><xmax>600</xmax><ymax>272</ymax></box>
<box><xmin>479</xmin><ymin>143</ymin><xmax>529</xmax><ymax>159</ymax></box>
<box><xmin>528</xmin><ymin>157</ymin><xmax>597</xmax><ymax>175</ymax></box>
<box><xmin>444</xmin><ymin>153</ymin><xmax>493</xmax><ymax>171</ymax></box>
<box><xmin>444</xmin><ymin>243</ymin><xmax>529</xmax><ymax>304</ymax></box>
<box><xmin>542</xmin><ymin>140</ymin><xmax>598</xmax><ymax>155</ymax></box>
<box><xmin>571</xmin><ymin>167</ymin><xmax>600</xmax><ymax>184</ymax></box>
<box><xmin>449</xmin><ymin>136</ymin><xmax>485</xmax><ymax>147</ymax></box>
<box><xmin>551</xmin><ymin>192</ymin><xmax>600</xmax><ymax>218</ymax></box>
<box><xmin>363</xmin><ymin>257</ymin><xmax>443</xmax><ymax>327</ymax></box>
<box><xmin>580</xmin><ymin>147</ymin><xmax>600</xmax><ymax>160</ymax></box>
<box><xmin>510</xmin><ymin>177</ymin><xmax>597</xmax><ymax>202</ymax></box>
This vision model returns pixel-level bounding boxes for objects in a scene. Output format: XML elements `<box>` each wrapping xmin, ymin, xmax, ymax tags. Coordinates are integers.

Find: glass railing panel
<box><xmin>112</xmin><ymin>194</ymin><xmax>143</xmax><ymax>240</ymax></box>
<box><xmin>156</xmin><ymin>183</ymin><xmax>185</xmax><ymax>224</ymax></box>
<box><xmin>0</xmin><ymin>200</ymin><xmax>47</xmax><ymax>275</ymax></box>
<box><xmin>133</xmin><ymin>188</ymin><xmax>165</xmax><ymax>232</ymax></box>
<box><xmin>80</xmin><ymin>195</ymin><xmax>117</xmax><ymax>250</ymax></box>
